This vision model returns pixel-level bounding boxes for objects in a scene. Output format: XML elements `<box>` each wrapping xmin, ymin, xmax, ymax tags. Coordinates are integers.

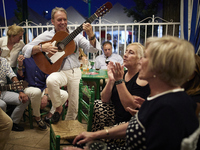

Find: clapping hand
<box><xmin>107</xmin><ymin>61</ymin><xmax>115</xmax><ymax>81</ymax></box>
<box><xmin>111</xmin><ymin>62</ymin><xmax>124</xmax><ymax>81</ymax></box>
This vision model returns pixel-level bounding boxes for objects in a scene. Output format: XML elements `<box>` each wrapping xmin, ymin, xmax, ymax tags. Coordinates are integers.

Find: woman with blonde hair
<box><xmin>0</xmin><ymin>24</ymin><xmax>25</xmax><ymax>69</ymax></box>
<box><xmin>65</xmin><ymin>36</ymin><xmax>199</xmax><ymax>150</ymax></box>
<box><xmin>92</xmin><ymin>42</ymin><xmax>150</xmax><ymax>134</ymax></box>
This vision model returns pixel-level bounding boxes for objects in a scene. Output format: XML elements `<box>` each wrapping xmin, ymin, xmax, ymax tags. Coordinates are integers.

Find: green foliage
<box><xmin>124</xmin><ymin>0</ymin><xmax>162</xmax><ymax>22</ymax></box>
<box><xmin>124</xmin><ymin>0</ymin><xmax>163</xmax><ymax>43</ymax></box>
<box><xmin>14</xmin><ymin>0</ymin><xmax>23</xmax><ymax>22</ymax></box>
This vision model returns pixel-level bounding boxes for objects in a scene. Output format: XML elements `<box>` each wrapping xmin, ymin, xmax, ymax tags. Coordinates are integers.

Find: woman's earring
<box><xmin>153</xmin><ymin>75</ymin><xmax>156</xmax><ymax>78</ymax></box>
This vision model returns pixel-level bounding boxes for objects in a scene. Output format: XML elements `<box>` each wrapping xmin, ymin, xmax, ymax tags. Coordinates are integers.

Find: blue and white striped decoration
<box><xmin>181</xmin><ymin>0</ymin><xmax>200</xmax><ymax>53</ymax></box>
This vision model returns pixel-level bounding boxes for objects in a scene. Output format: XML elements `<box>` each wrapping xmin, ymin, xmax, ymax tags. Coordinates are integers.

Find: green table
<box><xmin>81</xmin><ymin>69</ymin><xmax>108</xmax><ymax>99</ymax></box>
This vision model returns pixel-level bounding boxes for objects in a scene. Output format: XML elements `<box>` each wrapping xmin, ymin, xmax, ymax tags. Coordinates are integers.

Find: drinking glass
<box><xmin>95</xmin><ymin>62</ymin><xmax>100</xmax><ymax>72</ymax></box>
<box><xmin>82</xmin><ymin>59</ymin><xmax>88</xmax><ymax>74</ymax></box>
<box><xmin>105</xmin><ymin>60</ymin><xmax>110</xmax><ymax>65</ymax></box>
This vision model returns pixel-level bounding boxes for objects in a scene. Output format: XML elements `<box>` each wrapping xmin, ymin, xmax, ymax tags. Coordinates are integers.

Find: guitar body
<box><xmin>33</xmin><ymin>31</ymin><xmax>76</xmax><ymax>74</ymax></box>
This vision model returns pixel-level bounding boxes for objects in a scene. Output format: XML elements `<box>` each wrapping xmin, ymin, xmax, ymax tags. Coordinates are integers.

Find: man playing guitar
<box><xmin>22</xmin><ymin>7</ymin><xmax>101</xmax><ymax>124</ymax></box>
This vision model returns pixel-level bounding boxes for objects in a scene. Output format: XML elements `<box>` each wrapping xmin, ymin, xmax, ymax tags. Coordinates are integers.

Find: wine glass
<box><xmin>105</xmin><ymin>60</ymin><xmax>110</xmax><ymax>65</ymax></box>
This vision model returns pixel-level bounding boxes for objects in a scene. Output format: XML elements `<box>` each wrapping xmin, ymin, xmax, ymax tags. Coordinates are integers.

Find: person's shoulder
<box><xmin>112</xmin><ymin>53</ymin><xmax>121</xmax><ymax>56</ymax></box>
<box><xmin>0</xmin><ymin>57</ymin><xmax>7</xmax><ymax>62</ymax></box>
<box><xmin>112</xmin><ymin>53</ymin><xmax>123</xmax><ymax>59</ymax></box>
<box><xmin>0</xmin><ymin>36</ymin><xmax>7</xmax><ymax>39</ymax></box>
<box><xmin>137</xmin><ymin>78</ymin><xmax>148</xmax><ymax>87</ymax></box>
<box><xmin>0</xmin><ymin>36</ymin><xmax>6</xmax><ymax>40</ymax></box>
<box><xmin>0</xmin><ymin>36</ymin><xmax>7</xmax><ymax>44</ymax></box>
<box><xmin>95</xmin><ymin>54</ymin><xmax>104</xmax><ymax>59</ymax></box>
<box><xmin>17</xmin><ymin>40</ymin><xmax>25</xmax><ymax>47</ymax></box>
<box><xmin>44</xmin><ymin>29</ymin><xmax>54</xmax><ymax>34</ymax></box>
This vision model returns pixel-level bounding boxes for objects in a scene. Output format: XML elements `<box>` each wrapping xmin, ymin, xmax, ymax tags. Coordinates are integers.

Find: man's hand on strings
<box><xmin>41</xmin><ymin>42</ymin><xmax>58</xmax><ymax>54</ymax></box>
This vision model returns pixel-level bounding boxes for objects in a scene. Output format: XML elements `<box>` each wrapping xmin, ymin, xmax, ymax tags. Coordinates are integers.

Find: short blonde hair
<box><xmin>7</xmin><ymin>24</ymin><xmax>24</xmax><ymax>37</ymax></box>
<box><xmin>127</xmin><ymin>42</ymin><xmax>145</xmax><ymax>59</ymax></box>
<box><xmin>51</xmin><ymin>7</ymin><xmax>67</xmax><ymax>19</ymax></box>
<box><xmin>146</xmin><ymin>36</ymin><xmax>195</xmax><ymax>86</ymax></box>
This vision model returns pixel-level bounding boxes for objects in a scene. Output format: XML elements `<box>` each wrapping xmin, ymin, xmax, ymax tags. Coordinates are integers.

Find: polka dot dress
<box><xmin>106</xmin><ymin>117</ymin><xmax>146</xmax><ymax>150</ymax></box>
<box><xmin>125</xmin><ymin>117</ymin><xmax>146</xmax><ymax>150</ymax></box>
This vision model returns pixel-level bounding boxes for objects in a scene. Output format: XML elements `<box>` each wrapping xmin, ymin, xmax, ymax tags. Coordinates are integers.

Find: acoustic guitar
<box><xmin>0</xmin><ymin>80</ymin><xmax>29</xmax><ymax>92</ymax></box>
<box><xmin>33</xmin><ymin>2</ymin><xmax>113</xmax><ymax>74</ymax></box>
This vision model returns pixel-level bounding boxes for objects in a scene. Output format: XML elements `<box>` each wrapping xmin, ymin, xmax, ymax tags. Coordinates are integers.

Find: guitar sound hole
<box><xmin>57</xmin><ymin>42</ymin><xmax>65</xmax><ymax>52</ymax></box>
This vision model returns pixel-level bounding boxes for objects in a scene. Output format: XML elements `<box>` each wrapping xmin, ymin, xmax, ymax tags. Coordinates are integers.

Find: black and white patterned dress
<box><xmin>104</xmin><ymin>89</ymin><xmax>199</xmax><ymax>150</ymax></box>
<box><xmin>92</xmin><ymin>71</ymin><xmax>150</xmax><ymax>132</ymax></box>
<box><xmin>105</xmin><ymin>116</ymin><xmax>146</xmax><ymax>150</ymax></box>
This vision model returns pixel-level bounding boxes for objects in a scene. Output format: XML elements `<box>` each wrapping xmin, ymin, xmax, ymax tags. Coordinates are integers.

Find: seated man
<box><xmin>0</xmin><ymin>56</ymin><xmax>29</xmax><ymax>131</ymax></box>
<box><xmin>95</xmin><ymin>41</ymin><xmax>123</xmax><ymax>70</ymax></box>
<box><xmin>22</xmin><ymin>7</ymin><xmax>101</xmax><ymax>123</ymax></box>
<box><xmin>17</xmin><ymin>55</ymin><xmax>68</xmax><ymax>130</ymax></box>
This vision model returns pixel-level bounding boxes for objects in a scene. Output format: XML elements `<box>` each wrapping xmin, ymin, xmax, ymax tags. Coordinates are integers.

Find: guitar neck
<box><xmin>0</xmin><ymin>81</ymin><xmax>28</xmax><ymax>92</ymax></box>
<box><xmin>0</xmin><ymin>84</ymin><xmax>12</xmax><ymax>91</ymax></box>
<box><xmin>61</xmin><ymin>13</ymin><xmax>98</xmax><ymax>46</ymax></box>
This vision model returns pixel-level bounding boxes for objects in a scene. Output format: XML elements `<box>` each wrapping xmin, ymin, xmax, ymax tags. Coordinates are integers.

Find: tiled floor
<box><xmin>3</xmin><ymin>116</ymin><xmax>83</xmax><ymax>150</ymax></box>
<box><xmin>4</xmin><ymin>120</ymin><xmax>50</xmax><ymax>150</ymax></box>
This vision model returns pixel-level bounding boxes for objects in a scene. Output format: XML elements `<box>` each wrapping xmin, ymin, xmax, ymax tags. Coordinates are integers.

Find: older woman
<box><xmin>65</xmin><ymin>36</ymin><xmax>199</xmax><ymax>150</ymax></box>
<box><xmin>0</xmin><ymin>24</ymin><xmax>25</xmax><ymax>69</ymax></box>
<box><xmin>92</xmin><ymin>43</ymin><xmax>150</xmax><ymax>132</ymax></box>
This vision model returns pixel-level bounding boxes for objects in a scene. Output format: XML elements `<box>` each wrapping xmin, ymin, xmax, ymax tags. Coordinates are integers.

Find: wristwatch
<box><xmin>44</xmin><ymin>93</ymin><xmax>48</xmax><ymax>97</ymax></box>
<box><xmin>115</xmin><ymin>79</ymin><xmax>125</xmax><ymax>85</ymax></box>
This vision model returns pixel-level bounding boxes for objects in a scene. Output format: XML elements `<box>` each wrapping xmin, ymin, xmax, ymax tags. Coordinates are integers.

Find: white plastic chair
<box><xmin>181</xmin><ymin>114</ymin><xmax>200</xmax><ymax>150</ymax></box>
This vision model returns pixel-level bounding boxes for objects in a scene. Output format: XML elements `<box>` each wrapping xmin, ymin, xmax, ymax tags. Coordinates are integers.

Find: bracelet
<box><xmin>44</xmin><ymin>93</ymin><xmax>48</xmax><ymax>97</ymax></box>
<box><xmin>105</xmin><ymin>129</ymin><xmax>109</xmax><ymax>135</ymax></box>
<box><xmin>39</xmin><ymin>44</ymin><xmax>42</xmax><ymax>52</ymax></box>
<box><xmin>89</xmin><ymin>34</ymin><xmax>95</xmax><ymax>41</ymax></box>
<box><xmin>18</xmin><ymin>68</ymin><xmax>22</xmax><ymax>71</ymax></box>
<box><xmin>18</xmin><ymin>65</ymin><xmax>23</xmax><ymax>67</ymax></box>
<box><xmin>115</xmin><ymin>79</ymin><xmax>125</xmax><ymax>85</ymax></box>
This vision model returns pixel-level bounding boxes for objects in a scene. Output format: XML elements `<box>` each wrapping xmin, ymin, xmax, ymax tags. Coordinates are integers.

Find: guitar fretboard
<box><xmin>61</xmin><ymin>13</ymin><xmax>98</xmax><ymax>46</ymax></box>
<box><xmin>0</xmin><ymin>81</ymin><xmax>27</xmax><ymax>92</ymax></box>
<box><xmin>0</xmin><ymin>84</ymin><xmax>12</xmax><ymax>91</ymax></box>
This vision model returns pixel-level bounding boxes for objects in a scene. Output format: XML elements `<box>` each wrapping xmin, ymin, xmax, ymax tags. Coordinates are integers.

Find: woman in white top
<box><xmin>0</xmin><ymin>24</ymin><xmax>25</xmax><ymax>69</ymax></box>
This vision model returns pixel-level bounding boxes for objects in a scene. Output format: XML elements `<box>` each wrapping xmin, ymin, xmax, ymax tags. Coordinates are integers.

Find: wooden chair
<box><xmin>50</xmin><ymin>79</ymin><xmax>95</xmax><ymax>150</ymax></box>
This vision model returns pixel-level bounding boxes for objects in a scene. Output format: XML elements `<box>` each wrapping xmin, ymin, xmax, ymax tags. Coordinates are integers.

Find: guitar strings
<box><xmin>61</xmin><ymin>14</ymin><xmax>97</xmax><ymax>47</ymax></box>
